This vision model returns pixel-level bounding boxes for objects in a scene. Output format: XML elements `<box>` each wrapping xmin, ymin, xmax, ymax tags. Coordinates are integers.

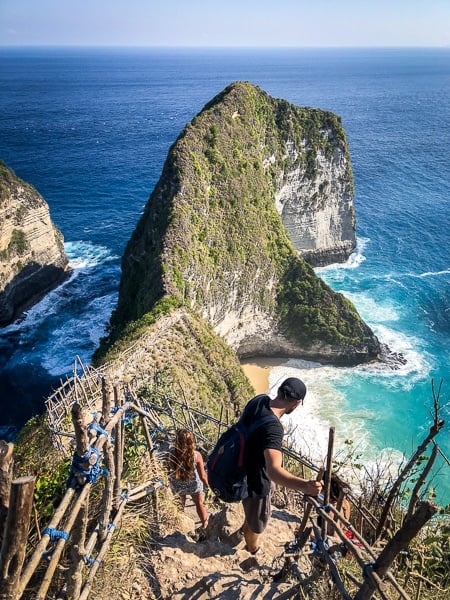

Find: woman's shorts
<box><xmin>242</xmin><ymin>491</ymin><xmax>272</xmax><ymax>534</ymax></box>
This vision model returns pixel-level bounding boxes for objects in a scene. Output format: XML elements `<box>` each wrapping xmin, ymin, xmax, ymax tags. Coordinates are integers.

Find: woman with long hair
<box><xmin>169</xmin><ymin>429</ymin><xmax>209</xmax><ymax>529</ymax></box>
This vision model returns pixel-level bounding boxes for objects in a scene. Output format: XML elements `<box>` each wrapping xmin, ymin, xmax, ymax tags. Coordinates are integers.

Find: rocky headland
<box><xmin>0</xmin><ymin>161</ymin><xmax>69</xmax><ymax>326</ymax></box>
<box><xmin>100</xmin><ymin>81</ymin><xmax>380</xmax><ymax>372</ymax></box>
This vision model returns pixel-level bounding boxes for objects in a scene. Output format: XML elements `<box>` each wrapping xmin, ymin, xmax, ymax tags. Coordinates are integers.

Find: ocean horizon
<box><xmin>0</xmin><ymin>46</ymin><xmax>449</xmax><ymax>504</ymax></box>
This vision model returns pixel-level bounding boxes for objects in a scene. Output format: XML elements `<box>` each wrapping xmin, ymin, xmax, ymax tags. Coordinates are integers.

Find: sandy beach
<box><xmin>240</xmin><ymin>357</ymin><xmax>287</xmax><ymax>395</ymax></box>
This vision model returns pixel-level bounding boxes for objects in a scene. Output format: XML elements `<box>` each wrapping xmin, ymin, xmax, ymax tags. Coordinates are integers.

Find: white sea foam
<box><xmin>40</xmin><ymin>291</ymin><xmax>117</xmax><ymax>376</ymax></box>
<box><xmin>0</xmin><ymin>241</ymin><xmax>118</xmax><ymax>334</ymax></box>
<box><xmin>65</xmin><ymin>240</ymin><xmax>119</xmax><ymax>269</ymax></box>
<box><xmin>345</xmin><ymin>292</ymin><xmax>401</xmax><ymax>324</ymax></box>
<box><xmin>0</xmin><ymin>269</ymin><xmax>78</xmax><ymax>334</ymax></box>
<box><xmin>414</xmin><ymin>268</ymin><xmax>450</xmax><ymax>279</ymax></box>
<box><xmin>1</xmin><ymin>241</ymin><xmax>120</xmax><ymax>377</ymax></box>
<box><xmin>268</xmin><ymin>359</ymin><xmax>417</xmax><ymax>488</ymax></box>
<box><xmin>316</xmin><ymin>237</ymin><xmax>370</xmax><ymax>275</ymax></box>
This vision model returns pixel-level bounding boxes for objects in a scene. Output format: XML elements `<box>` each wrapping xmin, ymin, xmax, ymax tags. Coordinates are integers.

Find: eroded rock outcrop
<box><xmin>273</xmin><ymin>102</ymin><xmax>356</xmax><ymax>267</ymax></box>
<box><xmin>106</xmin><ymin>82</ymin><xmax>380</xmax><ymax>366</ymax></box>
<box><xmin>0</xmin><ymin>161</ymin><xmax>69</xmax><ymax>326</ymax></box>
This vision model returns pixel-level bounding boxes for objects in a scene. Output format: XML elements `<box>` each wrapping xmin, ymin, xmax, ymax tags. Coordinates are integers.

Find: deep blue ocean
<box><xmin>0</xmin><ymin>47</ymin><xmax>449</xmax><ymax>504</ymax></box>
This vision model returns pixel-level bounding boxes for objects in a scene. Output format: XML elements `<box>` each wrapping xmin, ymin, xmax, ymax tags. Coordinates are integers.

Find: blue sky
<box><xmin>1</xmin><ymin>0</ymin><xmax>449</xmax><ymax>47</ymax></box>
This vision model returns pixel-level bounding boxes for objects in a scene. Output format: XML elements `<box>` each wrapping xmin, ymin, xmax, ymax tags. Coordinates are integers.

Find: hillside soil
<box><xmin>145</xmin><ymin>497</ymin><xmax>318</xmax><ymax>599</ymax></box>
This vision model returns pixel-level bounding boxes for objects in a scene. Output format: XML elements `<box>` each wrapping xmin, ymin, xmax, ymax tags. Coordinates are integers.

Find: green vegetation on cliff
<box><xmin>101</xmin><ymin>81</ymin><xmax>378</xmax><ymax>365</ymax></box>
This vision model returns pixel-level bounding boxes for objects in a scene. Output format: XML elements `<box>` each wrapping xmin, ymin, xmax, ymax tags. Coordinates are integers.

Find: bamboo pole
<box><xmin>34</xmin><ymin>483</ymin><xmax>92</xmax><ymax>599</ymax></box>
<box><xmin>18</xmin><ymin>403</ymin><xmax>129</xmax><ymax>598</ymax></box>
<box><xmin>323</xmin><ymin>427</ymin><xmax>335</xmax><ymax>505</ymax></box>
<box><xmin>66</xmin><ymin>495</ymin><xmax>89</xmax><ymax>599</ymax></box>
<box><xmin>308</xmin><ymin>497</ymin><xmax>411</xmax><ymax>600</ymax></box>
<box><xmin>0</xmin><ymin>476</ymin><xmax>36</xmax><ymax>600</ymax></box>
<box><xmin>136</xmin><ymin>403</ymin><xmax>154</xmax><ymax>452</ymax></box>
<box><xmin>405</xmin><ymin>444</ymin><xmax>438</xmax><ymax>521</ymax></box>
<box><xmin>127</xmin><ymin>480</ymin><xmax>165</xmax><ymax>502</ymax></box>
<box><xmin>310</xmin><ymin>521</ymin><xmax>352</xmax><ymax>600</ymax></box>
<box><xmin>321</xmin><ymin>427</ymin><xmax>335</xmax><ymax>539</ymax></box>
<box><xmin>0</xmin><ymin>441</ymin><xmax>14</xmax><ymax>543</ymax></box>
<box><xmin>355</xmin><ymin>501</ymin><xmax>437</xmax><ymax>600</ymax></box>
<box><xmin>113</xmin><ymin>389</ymin><xmax>124</xmax><ymax>511</ymax></box>
<box><xmin>97</xmin><ymin>378</ymin><xmax>115</xmax><ymax>542</ymax></box>
<box><xmin>375</xmin><ymin>407</ymin><xmax>444</xmax><ymax>539</ymax></box>
<box><xmin>78</xmin><ymin>497</ymin><xmax>129</xmax><ymax>600</ymax></box>
<box><xmin>98</xmin><ymin>438</ymin><xmax>115</xmax><ymax>543</ymax></box>
<box><xmin>16</xmin><ymin>487</ymin><xmax>76</xmax><ymax>597</ymax></box>
<box><xmin>100</xmin><ymin>377</ymin><xmax>113</xmax><ymax>428</ymax></box>
<box><xmin>295</xmin><ymin>467</ymin><xmax>324</xmax><ymax>538</ymax></box>
<box><xmin>72</xmin><ymin>403</ymin><xmax>90</xmax><ymax>457</ymax></box>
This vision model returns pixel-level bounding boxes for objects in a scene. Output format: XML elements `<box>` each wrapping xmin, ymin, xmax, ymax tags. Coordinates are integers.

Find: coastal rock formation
<box><xmin>273</xmin><ymin>102</ymin><xmax>356</xmax><ymax>267</ymax></box>
<box><xmin>0</xmin><ymin>161</ymin><xmax>69</xmax><ymax>326</ymax></box>
<box><xmin>106</xmin><ymin>82</ymin><xmax>380</xmax><ymax>366</ymax></box>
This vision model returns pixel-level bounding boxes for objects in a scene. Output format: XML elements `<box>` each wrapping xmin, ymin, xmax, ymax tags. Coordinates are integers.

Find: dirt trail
<box><xmin>147</xmin><ymin>499</ymin><xmax>314</xmax><ymax>599</ymax></box>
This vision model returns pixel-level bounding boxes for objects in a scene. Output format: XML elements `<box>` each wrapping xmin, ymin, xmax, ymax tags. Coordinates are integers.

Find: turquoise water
<box><xmin>0</xmin><ymin>47</ymin><xmax>448</xmax><ymax>503</ymax></box>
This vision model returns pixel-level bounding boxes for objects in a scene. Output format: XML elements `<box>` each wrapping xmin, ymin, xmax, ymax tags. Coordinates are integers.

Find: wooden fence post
<box><xmin>72</xmin><ymin>403</ymin><xmax>90</xmax><ymax>457</ymax></box>
<box><xmin>98</xmin><ymin>380</ymin><xmax>115</xmax><ymax>542</ymax></box>
<box><xmin>0</xmin><ymin>476</ymin><xmax>36</xmax><ymax>600</ymax></box>
<box><xmin>98</xmin><ymin>439</ymin><xmax>115</xmax><ymax>543</ymax></box>
<box><xmin>113</xmin><ymin>388</ymin><xmax>124</xmax><ymax>511</ymax></box>
<box><xmin>321</xmin><ymin>427</ymin><xmax>335</xmax><ymax>539</ymax></box>
<box><xmin>295</xmin><ymin>467</ymin><xmax>324</xmax><ymax>541</ymax></box>
<box><xmin>375</xmin><ymin>406</ymin><xmax>444</xmax><ymax>540</ymax></box>
<box><xmin>100</xmin><ymin>377</ymin><xmax>113</xmax><ymax>428</ymax></box>
<box><xmin>405</xmin><ymin>444</ymin><xmax>438</xmax><ymax>521</ymax></box>
<box><xmin>0</xmin><ymin>442</ymin><xmax>14</xmax><ymax>544</ymax></box>
<box><xmin>355</xmin><ymin>501</ymin><xmax>437</xmax><ymax>600</ymax></box>
<box><xmin>66</xmin><ymin>495</ymin><xmax>90</xmax><ymax>599</ymax></box>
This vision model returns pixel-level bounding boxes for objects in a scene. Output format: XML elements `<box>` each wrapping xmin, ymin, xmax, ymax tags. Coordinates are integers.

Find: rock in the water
<box><xmin>0</xmin><ymin>161</ymin><xmax>69</xmax><ymax>325</ymax></box>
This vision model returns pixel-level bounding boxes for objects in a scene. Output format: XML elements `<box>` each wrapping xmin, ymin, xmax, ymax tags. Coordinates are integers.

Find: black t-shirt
<box><xmin>241</xmin><ymin>394</ymin><xmax>283</xmax><ymax>497</ymax></box>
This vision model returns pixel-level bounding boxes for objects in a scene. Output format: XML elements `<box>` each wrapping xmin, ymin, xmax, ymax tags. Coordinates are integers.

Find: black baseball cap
<box><xmin>280</xmin><ymin>377</ymin><xmax>307</xmax><ymax>401</ymax></box>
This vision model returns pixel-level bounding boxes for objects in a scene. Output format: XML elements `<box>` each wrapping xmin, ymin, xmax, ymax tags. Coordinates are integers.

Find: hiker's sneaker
<box><xmin>195</xmin><ymin>527</ymin><xmax>207</xmax><ymax>542</ymax></box>
<box><xmin>245</xmin><ymin>545</ymin><xmax>262</xmax><ymax>556</ymax></box>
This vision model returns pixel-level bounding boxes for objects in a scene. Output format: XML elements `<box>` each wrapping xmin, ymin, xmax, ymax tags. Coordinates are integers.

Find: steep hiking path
<box><xmin>147</xmin><ymin>497</ymin><xmax>312</xmax><ymax>599</ymax></box>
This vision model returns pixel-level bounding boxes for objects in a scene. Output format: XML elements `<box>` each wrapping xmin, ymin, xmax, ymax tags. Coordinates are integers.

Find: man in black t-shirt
<box><xmin>240</xmin><ymin>377</ymin><xmax>322</xmax><ymax>555</ymax></box>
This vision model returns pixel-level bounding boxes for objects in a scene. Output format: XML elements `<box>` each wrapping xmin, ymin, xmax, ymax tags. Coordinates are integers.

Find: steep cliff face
<box><xmin>0</xmin><ymin>161</ymin><xmax>69</xmax><ymax>326</ymax></box>
<box><xmin>275</xmin><ymin>135</ymin><xmax>356</xmax><ymax>266</ymax></box>
<box><xmin>109</xmin><ymin>82</ymin><xmax>380</xmax><ymax>366</ymax></box>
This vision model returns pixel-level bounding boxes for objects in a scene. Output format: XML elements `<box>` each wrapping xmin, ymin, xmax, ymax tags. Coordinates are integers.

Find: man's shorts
<box><xmin>242</xmin><ymin>491</ymin><xmax>272</xmax><ymax>534</ymax></box>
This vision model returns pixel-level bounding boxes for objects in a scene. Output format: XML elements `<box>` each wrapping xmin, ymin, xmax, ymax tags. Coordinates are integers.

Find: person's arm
<box><xmin>264</xmin><ymin>448</ymin><xmax>322</xmax><ymax>496</ymax></box>
<box><xmin>341</xmin><ymin>498</ymin><xmax>351</xmax><ymax>522</ymax></box>
<box><xmin>195</xmin><ymin>451</ymin><xmax>209</xmax><ymax>488</ymax></box>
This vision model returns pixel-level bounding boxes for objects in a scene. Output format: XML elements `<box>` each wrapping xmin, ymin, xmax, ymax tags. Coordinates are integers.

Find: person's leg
<box><xmin>242</xmin><ymin>493</ymin><xmax>272</xmax><ymax>553</ymax></box>
<box><xmin>242</xmin><ymin>520</ymin><xmax>260</xmax><ymax>553</ymax></box>
<box><xmin>192</xmin><ymin>492</ymin><xmax>208</xmax><ymax>528</ymax></box>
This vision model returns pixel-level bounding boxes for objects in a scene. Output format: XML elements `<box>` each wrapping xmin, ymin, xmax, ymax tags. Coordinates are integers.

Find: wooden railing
<box><xmin>0</xmin><ymin>365</ymin><xmax>446</xmax><ymax>600</ymax></box>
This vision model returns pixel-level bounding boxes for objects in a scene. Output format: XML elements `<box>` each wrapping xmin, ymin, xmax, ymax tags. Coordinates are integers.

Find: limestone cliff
<box><xmin>0</xmin><ymin>161</ymin><xmax>69</xmax><ymax>326</ymax></box>
<box><xmin>275</xmin><ymin>123</ymin><xmax>356</xmax><ymax>267</ymax></box>
<box><xmin>107</xmin><ymin>82</ymin><xmax>380</xmax><ymax>366</ymax></box>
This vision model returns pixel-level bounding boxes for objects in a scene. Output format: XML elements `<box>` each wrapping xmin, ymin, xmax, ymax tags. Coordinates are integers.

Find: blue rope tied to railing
<box><xmin>43</xmin><ymin>527</ymin><xmax>70</xmax><ymax>542</ymax></box>
<box><xmin>84</xmin><ymin>555</ymin><xmax>101</xmax><ymax>566</ymax></box>
<box><xmin>363</xmin><ymin>561</ymin><xmax>375</xmax><ymax>579</ymax></box>
<box><xmin>68</xmin><ymin>446</ymin><xmax>109</xmax><ymax>488</ymax></box>
<box><xmin>310</xmin><ymin>536</ymin><xmax>330</xmax><ymax>557</ymax></box>
<box><xmin>88</xmin><ymin>420</ymin><xmax>108</xmax><ymax>439</ymax></box>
